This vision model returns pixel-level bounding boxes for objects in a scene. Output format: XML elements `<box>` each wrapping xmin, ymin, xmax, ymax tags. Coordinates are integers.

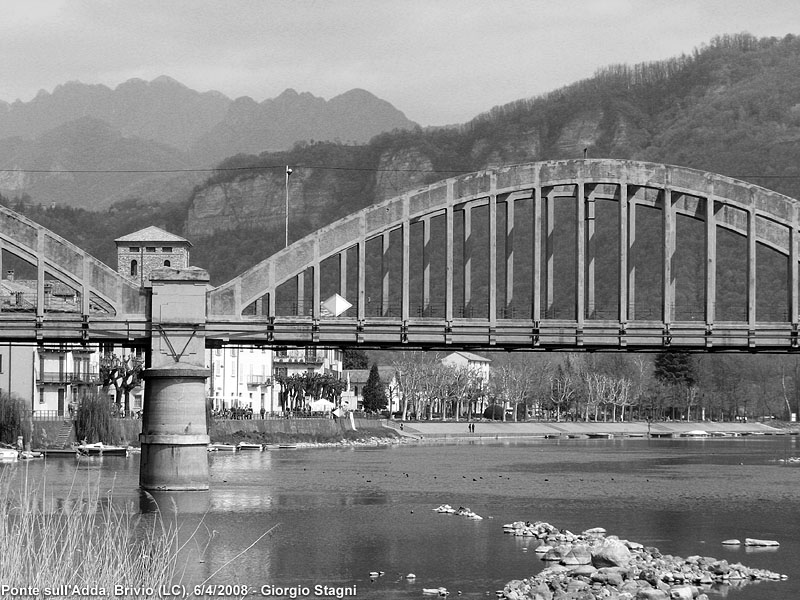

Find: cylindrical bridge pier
<box><xmin>139</xmin><ymin>266</ymin><xmax>211</xmax><ymax>491</ymax></box>
<box><xmin>139</xmin><ymin>365</ymin><xmax>210</xmax><ymax>490</ymax></box>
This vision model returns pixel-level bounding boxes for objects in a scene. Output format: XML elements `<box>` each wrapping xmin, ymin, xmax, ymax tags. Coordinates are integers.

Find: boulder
<box><xmin>561</xmin><ymin>545</ymin><xmax>592</xmax><ymax>566</ymax></box>
<box><xmin>592</xmin><ymin>538</ymin><xmax>632</xmax><ymax>568</ymax></box>
<box><xmin>635</xmin><ymin>589</ymin><xmax>670</xmax><ymax>600</ymax></box>
<box><xmin>569</xmin><ymin>565</ymin><xmax>597</xmax><ymax>577</ymax></box>
<box><xmin>591</xmin><ymin>567</ymin><xmax>626</xmax><ymax>587</ymax></box>
<box><xmin>668</xmin><ymin>586</ymin><xmax>696</xmax><ymax>600</ymax></box>
<box><xmin>544</xmin><ymin>545</ymin><xmax>572</xmax><ymax>561</ymax></box>
<box><xmin>709</xmin><ymin>559</ymin><xmax>729</xmax><ymax>575</ymax></box>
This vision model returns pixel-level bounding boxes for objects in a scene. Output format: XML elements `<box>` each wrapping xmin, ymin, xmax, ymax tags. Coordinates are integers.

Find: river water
<box><xmin>3</xmin><ymin>436</ymin><xmax>799</xmax><ymax>599</ymax></box>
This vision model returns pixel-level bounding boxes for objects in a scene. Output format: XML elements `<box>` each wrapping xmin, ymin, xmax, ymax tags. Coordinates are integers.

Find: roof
<box><xmin>343</xmin><ymin>366</ymin><xmax>397</xmax><ymax>383</ymax></box>
<box><xmin>115</xmin><ymin>226</ymin><xmax>191</xmax><ymax>246</ymax></box>
<box><xmin>443</xmin><ymin>351</ymin><xmax>491</xmax><ymax>363</ymax></box>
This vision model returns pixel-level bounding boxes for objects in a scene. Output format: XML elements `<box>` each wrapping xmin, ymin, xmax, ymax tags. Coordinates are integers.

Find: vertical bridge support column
<box><xmin>140</xmin><ymin>267</ymin><xmax>211</xmax><ymax>491</ymax></box>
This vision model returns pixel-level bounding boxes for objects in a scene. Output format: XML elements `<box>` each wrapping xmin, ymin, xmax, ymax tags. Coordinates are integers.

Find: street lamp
<box><xmin>285</xmin><ymin>166</ymin><xmax>293</xmax><ymax>247</ymax></box>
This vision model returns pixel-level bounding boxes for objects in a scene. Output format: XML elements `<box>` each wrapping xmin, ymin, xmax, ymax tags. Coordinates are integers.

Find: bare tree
<box><xmin>99</xmin><ymin>352</ymin><xmax>143</xmax><ymax>417</ymax></box>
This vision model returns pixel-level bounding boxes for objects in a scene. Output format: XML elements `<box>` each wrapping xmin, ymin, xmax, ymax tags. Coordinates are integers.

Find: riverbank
<box><xmin>32</xmin><ymin>417</ymin><xmax>799</xmax><ymax>451</ymax></box>
<box><xmin>392</xmin><ymin>419</ymin><xmax>796</xmax><ymax>440</ymax></box>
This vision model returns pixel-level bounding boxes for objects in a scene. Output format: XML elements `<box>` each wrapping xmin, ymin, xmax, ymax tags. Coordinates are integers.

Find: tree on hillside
<box><xmin>362</xmin><ymin>364</ymin><xmax>387</xmax><ymax>413</ymax></box>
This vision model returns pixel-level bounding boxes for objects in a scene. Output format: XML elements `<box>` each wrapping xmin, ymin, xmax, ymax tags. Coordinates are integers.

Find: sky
<box><xmin>2</xmin><ymin>0</ymin><xmax>800</xmax><ymax>127</ymax></box>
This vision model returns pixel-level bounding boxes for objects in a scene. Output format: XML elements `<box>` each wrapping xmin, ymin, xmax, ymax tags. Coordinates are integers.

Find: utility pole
<box><xmin>285</xmin><ymin>166</ymin><xmax>293</xmax><ymax>247</ymax></box>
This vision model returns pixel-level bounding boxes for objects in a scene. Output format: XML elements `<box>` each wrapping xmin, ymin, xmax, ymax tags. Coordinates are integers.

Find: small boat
<box><xmin>75</xmin><ymin>442</ymin><xmax>129</xmax><ymax>457</ymax></box>
<box><xmin>236</xmin><ymin>442</ymin><xmax>264</xmax><ymax>451</ymax></box>
<box><xmin>207</xmin><ymin>443</ymin><xmax>238</xmax><ymax>452</ymax></box>
<box><xmin>0</xmin><ymin>443</ymin><xmax>18</xmax><ymax>461</ymax></box>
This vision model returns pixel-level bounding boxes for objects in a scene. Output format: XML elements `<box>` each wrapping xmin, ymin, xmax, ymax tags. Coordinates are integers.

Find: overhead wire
<box><xmin>0</xmin><ymin>164</ymin><xmax>797</xmax><ymax>179</ymax></box>
<box><xmin>0</xmin><ymin>164</ymin><xmax>473</xmax><ymax>175</ymax></box>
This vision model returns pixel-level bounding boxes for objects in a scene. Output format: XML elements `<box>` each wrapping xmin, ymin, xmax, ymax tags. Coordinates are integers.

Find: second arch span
<box><xmin>206</xmin><ymin>159</ymin><xmax>800</xmax><ymax>351</ymax></box>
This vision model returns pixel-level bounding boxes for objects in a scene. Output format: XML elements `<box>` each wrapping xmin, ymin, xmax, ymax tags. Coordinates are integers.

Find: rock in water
<box><xmin>744</xmin><ymin>538</ymin><xmax>779</xmax><ymax>546</ymax></box>
<box><xmin>591</xmin><ymin>538</ymin><xmax>632</xmax><ymax>568</ymax></box>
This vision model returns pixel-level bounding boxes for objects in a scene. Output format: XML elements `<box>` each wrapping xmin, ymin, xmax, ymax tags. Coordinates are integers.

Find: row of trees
<box><xmin>274</xmin><ymin>371</ymin><xmax>346</xmax><ymax>411</ymax></box>
<box><xmin>387</xmin><ymin>350</ymin><xmax>800</xmax><ymax>423</ymax></box>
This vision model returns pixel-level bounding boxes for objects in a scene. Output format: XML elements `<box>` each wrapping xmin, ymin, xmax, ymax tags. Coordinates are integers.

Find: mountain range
<box><xmin>3</xmin><ymin>32</ymin><xmax>800</xmax><ymax>289</ymax></box>
<box><xmin>0</xmin><ymin>77</ymin><xmax>417</xmax><ymax>208</ymax></box>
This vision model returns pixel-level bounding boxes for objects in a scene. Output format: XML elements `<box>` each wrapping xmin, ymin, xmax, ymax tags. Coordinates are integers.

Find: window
<box><xmin>130</xmin><ymin>260</ymin><xmax>138</xmax><ymax>277</ymax></box>
<box><xmin>145</xmin><ymin>247</ymin><xmax>156</xmax><ymax>253</ymax></box>
<box><xmin>163</xmin><ymin>260</ymin><xmax>171</xmax><ymax>267</ymax></box>
<box><xmin>162</xmin><ymin>247</ymin><xmax>172</xmax><ymax>253</ymax></box>
<box><xmin>129</xmin><ymin>247</ymin><xmax>139</xmax><ymax>253</ymax></box>
<box><xmin>39</xmin><ymin>388</ymin><xmax>45</xmax><ymax>404</ymax></box>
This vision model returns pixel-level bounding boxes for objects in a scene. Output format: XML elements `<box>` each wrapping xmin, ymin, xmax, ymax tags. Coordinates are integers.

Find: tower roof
<box><xmin>115</xmin><ymin>226</ymin><xmax>191</xmax><ymax>246</ymax></box>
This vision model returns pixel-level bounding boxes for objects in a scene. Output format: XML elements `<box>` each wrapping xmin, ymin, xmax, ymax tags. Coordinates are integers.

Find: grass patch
<box><xmin>211</xmin><ymin>427</ymin><xmax>400</xmax><ymax>445</ymax></box>
<box><xmin>0</xmin><ymin>470</ymin><xmax>179</xmax><ymax>594</ymax></box>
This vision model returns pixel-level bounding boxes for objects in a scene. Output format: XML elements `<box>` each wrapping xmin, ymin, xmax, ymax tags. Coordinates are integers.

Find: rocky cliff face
<box><xmin>185</xmin><ymin>117</ymin><xmax>596</xmax><ymax>238</ymax></box>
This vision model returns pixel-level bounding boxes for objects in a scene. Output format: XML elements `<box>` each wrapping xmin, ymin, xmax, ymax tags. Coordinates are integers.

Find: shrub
<box><xmin>75</xmin><ymin>392</ymin><xmax>120</xmax><ymax>444</ymax></box>
<box><xmin>0</xmin><ymin>393</ymin><xmax>30</xmax><ymax>445</ymax></box>
<box><xmin>483</xmin><ymin>404</ymin><xmax>504</xmax><ymax>420</ymax></box>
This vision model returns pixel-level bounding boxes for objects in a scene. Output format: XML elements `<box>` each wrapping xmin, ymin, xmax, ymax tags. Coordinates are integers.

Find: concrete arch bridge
<box><xmin>209</xmin><ymin>159</ymin><xmax>800</xmax><ymax>352</ymax></box>
<box><xmin>4</xmin><ymin>158</ymin><xmax>800</xmax><ymax>490</ymax></box>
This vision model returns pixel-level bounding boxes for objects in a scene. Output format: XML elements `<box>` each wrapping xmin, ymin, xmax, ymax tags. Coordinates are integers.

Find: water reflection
<box><xmin>139</xmin><ymin>489</ymin><xmax>211</xmax><ymax>514</ymax></box>
<box><xmin>0</xmin><ymin>438</ymin><xmax>797</xmax><ymax>599</ymax></box>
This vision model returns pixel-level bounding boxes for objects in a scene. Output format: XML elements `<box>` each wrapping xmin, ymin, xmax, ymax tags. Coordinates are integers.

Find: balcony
<box><xmin>37</xmin><ymin>371</ymin><xmax>100</xmax><ymax>384</ymax></box>
<box><xmin>273</xmin><ymin>354</ymin><xmax>324</xmax><ymax>365</ymax></box>
<box><xmin>247</xmin><ymin>375</ymin><xmax>271</xmax><ymax>386</ymax></box>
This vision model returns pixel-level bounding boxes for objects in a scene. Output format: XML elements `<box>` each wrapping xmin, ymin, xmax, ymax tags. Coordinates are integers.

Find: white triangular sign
<box><xmin>321</xmin><ymin>293</ymin><xmax>352</xmax><ymax>317</ymax></box>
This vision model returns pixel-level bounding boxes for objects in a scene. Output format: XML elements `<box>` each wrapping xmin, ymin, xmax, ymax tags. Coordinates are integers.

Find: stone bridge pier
<box><xmin>139</xmin><ymin>267</ymin><xmax>211</xmax><ymax>490</ymax></box>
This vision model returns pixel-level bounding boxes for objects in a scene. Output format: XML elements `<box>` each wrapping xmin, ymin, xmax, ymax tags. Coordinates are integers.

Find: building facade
<box><xmin>207</xmin><ymin>346</ymin><xmax>344</xmax><ymax>415</ymax></box>
<box><xmin>33</xmin><ymin>345</ymin><xmax>101</xmax><ymax>417</ymax></box>
<box><xmin>441</xmin><ymin>351</ymin><xmax>491</xmax><ymax>385</ymax></box>
<box><xmin>115</xmin><ymin>226</ymin><xmax>191</xmax><ymax>287</ymax></box>
<box><xmin>340</xmin><ymin>366</ymin><xmax>400</xmax><ymax>413</ymax></box>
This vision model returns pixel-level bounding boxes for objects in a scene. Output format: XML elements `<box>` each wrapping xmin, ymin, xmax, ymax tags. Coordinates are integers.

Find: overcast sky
<box><xmin>2</xmin><ymin>0</ymin><xmax>800</xmax><ymax>126</ymax></box>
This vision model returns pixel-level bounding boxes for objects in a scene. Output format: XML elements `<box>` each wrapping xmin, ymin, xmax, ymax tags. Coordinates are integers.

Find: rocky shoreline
<box><xmin>500</xmin><ymin>520</ymin><xmax>786</xmax><ymax>600</ymax></box>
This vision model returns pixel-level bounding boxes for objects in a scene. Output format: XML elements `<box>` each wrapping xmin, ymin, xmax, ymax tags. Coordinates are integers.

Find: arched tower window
<box><xmin>130</xmin><ymin>260</ymin><xmax>138</xmax><ymax>277</ymax></box>
<box><xmin>163</xmin><ymin>259</ymin><xmax>171</xmax><ymax>267</ymax></box>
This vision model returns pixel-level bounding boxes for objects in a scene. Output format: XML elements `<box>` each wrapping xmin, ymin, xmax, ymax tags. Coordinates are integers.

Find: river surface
<box><xmin>3</xmin><ymin>437</ymin><xmax>800</xmax><ymax>599</ymax></box>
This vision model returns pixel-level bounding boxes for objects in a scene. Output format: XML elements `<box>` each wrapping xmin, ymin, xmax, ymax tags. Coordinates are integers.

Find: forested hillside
<box><xmin>5</xmin><ymin>33</ymin><xmax>800</xmax><ymax>288</ymax></box>
<box><xmin>181</xmin><ymin>33</ymin><xmax>800</xmax><ymax>282</ymax></box>
<box><xmin>4</xmin><ymin>33</ymin><xmax>800</xmax><ymax>420</ymax></box>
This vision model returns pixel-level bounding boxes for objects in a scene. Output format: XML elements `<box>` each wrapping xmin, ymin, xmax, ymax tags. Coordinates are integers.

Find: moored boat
<box><xmin>75</xmin><ymin>442</ymin><xmax>129</xmax><ymax>457</ymax></box>
<box><xmin>0</xmin><ymin>443</ymin><xmax>18</xmax><ymax>461</ymax></box>
<box><xmin>207</xmin><ymin>442</ymin><xmax>238</xmax><ymax>452</ymax></box>
<box><xmin>236</xmin><ymin>442</ymin><xmax>264</xmax><ymax>451</ymax></box>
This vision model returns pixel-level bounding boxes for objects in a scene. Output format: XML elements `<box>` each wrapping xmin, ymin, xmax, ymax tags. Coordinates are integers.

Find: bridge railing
<box><xmin>272</xmin><ymin>301</ymin><xmax>791</xmax><ymax>323</ymax></box>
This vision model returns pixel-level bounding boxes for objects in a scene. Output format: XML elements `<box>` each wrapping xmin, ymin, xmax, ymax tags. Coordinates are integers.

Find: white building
<box><xmin>32</xmin><ymin>344</ymin><xmax>101</xmax><ymax>417</ymax></box>
<box><xmin>207</xmin><ymin>346</ymin><xmax>274</xmax><ymax>414</ymax></box>
<box><xmin>441</xmin><ymin>351</ymin><xmax>491</xmax><ymax>385</ymax></box>
<box><xmin>207</xmin><ymin>346</ymin><xmax>343</xmax><ymax>415</ymax></box>
<box><xmin>340</xmin><ymin>366</ymin><xmax>400</xmax><ymax>413</ymax></box>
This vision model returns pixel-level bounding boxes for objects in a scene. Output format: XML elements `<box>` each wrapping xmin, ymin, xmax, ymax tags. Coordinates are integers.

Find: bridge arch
<box><xmin>207</xmin><ymin>159</ymin><xmax>800</xmax><ymax>350</ymax></box>
<box><xmin>0</xmin><ymin>205</ymin><xmax>146</xmax><ymax>342</ymax></box>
